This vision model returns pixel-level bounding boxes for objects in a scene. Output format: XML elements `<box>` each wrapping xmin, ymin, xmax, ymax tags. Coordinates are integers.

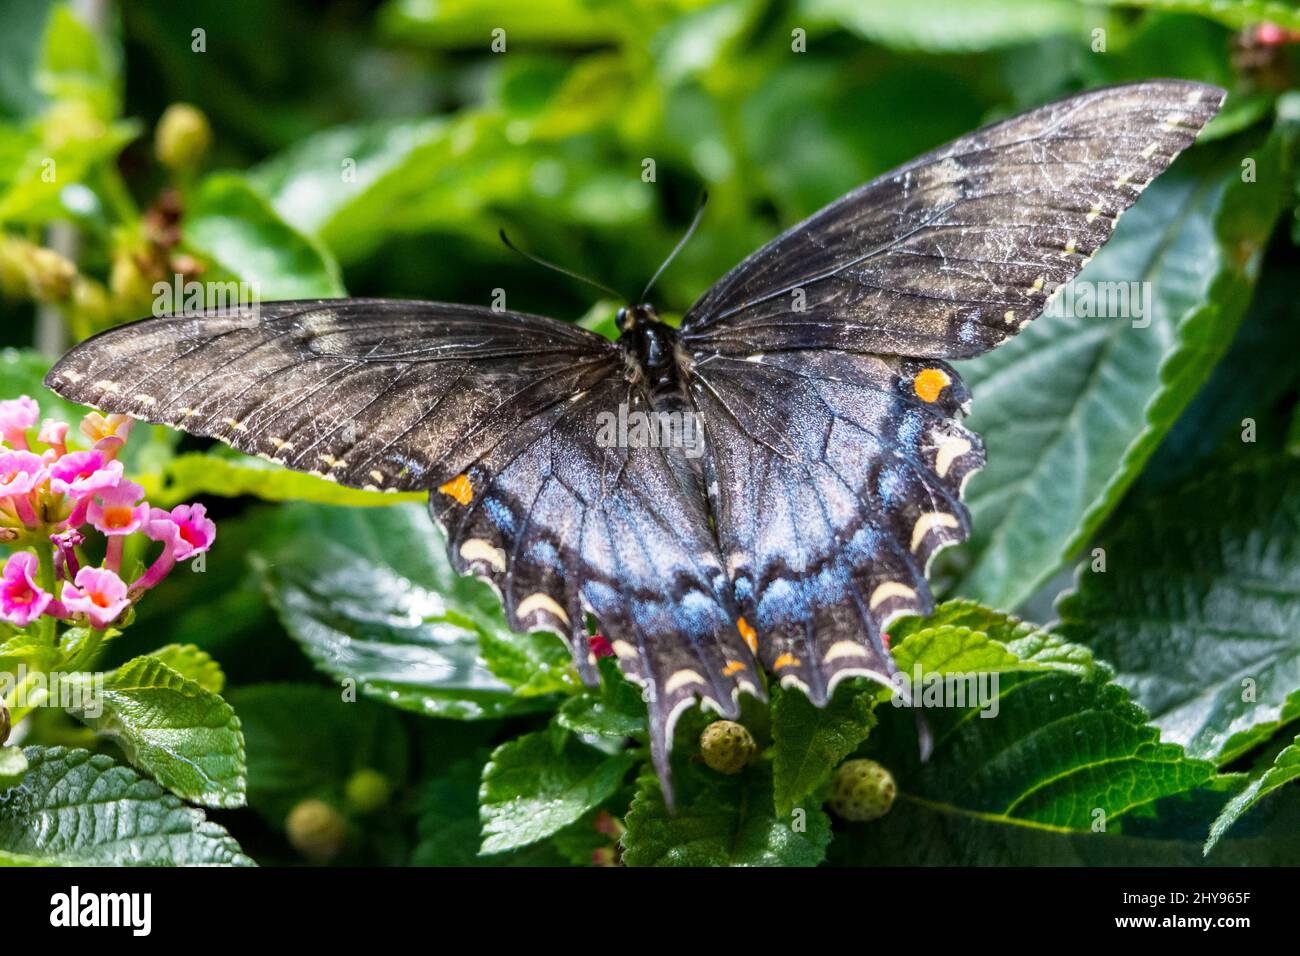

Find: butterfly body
<box><xmin>46</xmin><ymin>80</ymin><xmax>1226</xmax><ymax>805</ymax></box>
<box><xmin>616</xmin><ymin>304</ymin><xmax>681</xmax><ymax>390</ymax></box>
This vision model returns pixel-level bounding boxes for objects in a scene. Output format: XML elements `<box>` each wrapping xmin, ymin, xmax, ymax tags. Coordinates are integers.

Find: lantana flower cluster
<box><xmin>0</xmin><ymin>395</ymin><xmax>215</xmax><ymax>630</ymax></box>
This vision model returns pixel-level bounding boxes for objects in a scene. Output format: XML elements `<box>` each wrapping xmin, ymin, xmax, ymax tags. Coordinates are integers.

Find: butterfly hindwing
<box><xmin>691</xmin><ymin>347</ymin><xmax>982</xmax><ymax>699</ymax></box>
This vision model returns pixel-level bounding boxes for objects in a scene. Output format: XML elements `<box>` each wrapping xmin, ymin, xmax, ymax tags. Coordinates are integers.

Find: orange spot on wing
<box><xmin>913</xmin><ymin>368</ymin><xmax>951</xmax><ymax>403</ymax></box>
<box><xmin>773</xmin><ymin>652</ymin><xmax>799</xmax><ymax>671</ymax></box>
<box><xmin>737</xmin><ymin>617</ymin><xmax>757</xmax><ymax>654</ymax></box>
<box><xmin>723</xmin><ymin>660</ymin><xmax>746</xmax><ymax>676</ymax></box>
<box><xmin>438</xmin><ymin>474</ymin><xmax>473</xmax><ymax>505</ymax></box>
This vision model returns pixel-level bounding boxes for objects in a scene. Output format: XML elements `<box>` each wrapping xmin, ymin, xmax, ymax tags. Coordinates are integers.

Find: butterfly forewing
<box><xmin>45</xmin><ymin>299</ymin><xmax>616</xmax><ymax>492</ymax></box>
<box><xmin>681</xmin><ymin>80</ymin><xmax>1226</xmax><ymax>359</ymax></box>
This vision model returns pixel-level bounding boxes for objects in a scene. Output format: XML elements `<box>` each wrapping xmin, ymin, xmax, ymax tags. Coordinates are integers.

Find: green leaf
<box><xmin>479</xmin><ymin>727</ymin><xmax>637</xmax><ymax>854</ymax></box>
<box><xmin>37</xmin><ymin>3</ymin><xmax>121</xmax><ymax>119</ymax></box>
<box><xmin>256</xmin><ymin>503</ymin><xmax>559</xmax><ymax>720</ymax></box>
<box><xmin>0</xmin><ymin>0</ymin><xmax>55</xmax><ymax>120</ymax></box>
<box><xmin>379</xmin><ymin>0</ymin><xmax>623</xmax><ymax>47</ymax></box>
<box><xmin>800</xmin><ymin>0</ymin><xmax>1086</xmax><ymax>52</ymax></box>
<box><xmin>0</xmin><ymin>746</ymin><xmax>251</xmax><ymax>865</ymax></box>
<box><xmin>1057</xmin><ymin>461</ymin><xmax>1300</xmax><ymax>764</ymax></box>
<box><xmin>556</xmin><ymin>658</ymin><xmax>647</xmax><ymax>740</ymax></box>
<box><xmin>0</xmin><ymin>627</ymin><xmax>64</xmax><ymax>674</ymax></box>
<box><xmin>828</xmin><ymin>782</ymin><xmax>1300</xmax><ymax>865</ymax></box>
<box><xmin>621</xmin><ymin>762</ymin><xmax>832</xmax><ymax>867</ymax></box>
<box><xmin>1206</xmin><ymin>732</ymin><xmax>1300</xmax><ymax>854</ymax></box>
<box><xmin>0</xmin><ymin>746</ymin><xmax>27</xmax><ymax>791</ymax></box>
<box><xmin>61</xmin><ymin>656</ymin><xmax>246</xmax><ymax>808</ymax></box>
<box><xmin>1094</xmin><ymin>0</ymin><xmax>1300</xmax><ymax>32</ymax></box>
<box><xmin>889</xmin><ymin>600</ymin><xmax>1095</xmax><ymax>675</ymax></box>
<box><xmin>151</xmin><ymin>445</ymin><xmax>423</xmax><ymax>509</ymax></box>
<box><xmin>227</xmin><ymin>683</ymin><xmax>408</xmax><ymax>825</ymax></box>
<box><xmin>949</xmin><ymin>134</ymin><xmax>1287</xmax><ymax>610</ymax></box>
<box><xmin>476</xmin><ymin>627</ymin><xmax>574</xmax><ymax>698</ymax></box>
<box><xmin>249</xmin><ymin>117</ymin><xmax>447</xmax><ymax>260</ymax></box>
<box><xmin>862</xmin><ymin>670</ymin><xmax>1215</xmax><ymax>833</ymax></box>
<box><xmin>827</xmin><ymin>620</ymin><xmax>1235</xmax><ymax>863</ymax></box>
<box><xmin>183</xmin><ymin>172</ymin><xmax>346</xmax><ymax>299</ymax></box>
<box><xmin>771</xmin><ymin>682</ymin><xmax>877</xmax><ymax>817</ymax></box>
<box><xmin>413</xmin><ymin>756</ymin><xmax>567</xmax><ymax>866</ymax></box>
<box><xmin>145</xmin><ymin>644</ymin><xmax>224</xmax><ymax>694</ymax></box>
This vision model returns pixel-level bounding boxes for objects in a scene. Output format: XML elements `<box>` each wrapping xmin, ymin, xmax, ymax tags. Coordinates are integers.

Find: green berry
<box><xmin>155</xmin><ymin>103</ymin><xmax>212</xmax><ymax>172</ymax></box>
<box><xmin>285</xmin><ymin>798</ymin><xmax>347</xmax><ymax>863</ymax></box>
<box><xmin>699</xmin><ymin>720</ymin><xmax>756</xmax><ymax>774</ymax></box>
<box><xmin>829</xmin><ymin>759</ymin><xmax>896</xmax><ymax>822</ymax></box>
<box><xmin>344</xmin><ymin>768</ymin><xmax>392</xmax><ymax>814</ymax></box>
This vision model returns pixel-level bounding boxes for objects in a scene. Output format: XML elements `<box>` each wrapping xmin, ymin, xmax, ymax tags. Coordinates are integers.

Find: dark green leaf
<box><xmin>621</xmin><ymin>762</ymin><xmax>831</xmax><ymax>867</ymax></box>
<box><xmin>771</xmin><ymin>682</ymin><xmax>877</xmax><ymax>816</ymax></box>
<box><xmin>183</xmin><ymin>172</ymin><xmax>346</xmax><ymax>299</ymax></box>
<box><xmin>1206</xmin><ymin>732</ymin><xmax>1300</xmax><ymax>854</ymax></box>
<box><xmin>227</xmin><ymin>683</ymin><xmax>408</xmax><ymax>825</ymax></box>
<box><xmin>479</xmin><ymin>727</ymin><xmax>637</xmax><ymax>854</ymax></box>
<box><xmin>0</xmin><ymin>746</ymin><xmax>251</xmax><ymax>865</ymax></box>
<box><xmin>0</xmin><ymin>746</ymin><xmax>26</xmax><ymax>791</ymax></box>
<box><xmin>1058</xmin><ymin>460</ymin><xmax>1300</xmax><ymax>764</ymax></box>
<box><xmin>413</xmin><ymin>757</ymin><xmax>568</xmax><ymax>866</ymax></box>
<box><xmin>257</xmin><ymin>503</ymin><xmax>562</xmax><ymax>720</ymax></box>
<box><xmin>61</xmin><ymin>656</ymin><xmax>246</xmax><ymax>808</ymax></box>
<box><xmin>556</xmin><ymin>657</ymin><xmax>647</xmax><ymax>740</ymax></box>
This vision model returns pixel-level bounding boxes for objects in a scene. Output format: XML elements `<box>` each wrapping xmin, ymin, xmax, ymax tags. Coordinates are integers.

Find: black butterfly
<box><xmin>46</xmin><ymin>80</ymin><xmax>1223</xmax><ymax>804</ymax></box>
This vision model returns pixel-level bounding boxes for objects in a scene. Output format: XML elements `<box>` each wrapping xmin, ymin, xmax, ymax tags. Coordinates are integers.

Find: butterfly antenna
<box><xmin>499</xmin><ymin>230</ymin><xmax>624</xmax><ymax>301</ymax></box>
<box><xmin>640</xmin><ymin>190</ymin><xmax>709</xmax><ymax>302</ymax></box>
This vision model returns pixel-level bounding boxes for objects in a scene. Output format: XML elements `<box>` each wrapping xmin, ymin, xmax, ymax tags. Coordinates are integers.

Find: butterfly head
<box><xmin>616</xmin><ymin>303</ymin><xmax>660</xmax><ymax>334</ymax></box>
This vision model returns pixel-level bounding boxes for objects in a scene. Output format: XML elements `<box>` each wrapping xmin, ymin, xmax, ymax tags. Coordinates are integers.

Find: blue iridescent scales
<box><xmin>46</xmin><ymin>80</ymin><xmax>1224</xmax><ymax>806</ymax></box>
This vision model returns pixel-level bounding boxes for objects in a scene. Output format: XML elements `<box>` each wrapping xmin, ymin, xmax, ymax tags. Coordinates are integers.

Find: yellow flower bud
<box><xmin>285</xmin><ymin>798</ymin><xmax>347</xmax><ymax>864</ymax></box>
<box><xmin>155</xmin><ymin>103</ymin><xmax>212</xmax><ymax>172</ymax></box>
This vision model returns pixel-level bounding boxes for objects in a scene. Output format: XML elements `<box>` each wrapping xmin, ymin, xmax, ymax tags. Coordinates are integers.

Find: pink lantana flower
<box><xmin>88</xmin><ymin>479</ymin><xmax>149</xmax><ymax>572</ymax></box>
<box><xmin>148</xmin><ymin>503</ymin><xmax>217</xmax><ymax>560</ymax></box>
<box><xmin>0</xmin><ymin>450</ymin><xmax>47</xmax><ymax>495</ymax></box>
<box><xmin>37</xmin><ymin>420</ymin><xmax>69</xmax><ymax>458</ymax></box>
<box><xmin>50</xmin><ymin>528</ymin><xmax>85</xmax><ymax>582</ymax></box>
<box><xmin>1</xmin><ymin>551</ymin><xmax>54</xmax><ymax>626</ymax></box>
<box><xmin>48</xmin><ymin>450</ymin><xmax>123</xmax><ymax>498</ymax></box>
<box><xmin>80</xmin><ymin>412</ymin><xmax>133</xmax><ymax>460</ymax></box>
<box><xmin>88</xmin><ymin>479</ymin><xmax>149</xmax><ymax>536</ymax></box>
<box><xmin>0</xmin><ymin>396</ymin><xmax>39</xmax><ymax>449</ymax></box>
<box><xmin>61</xmin><ymin>565</ymin><xmax>130</xmax><ymax>629</ymax></box>
<box><xmin>136</xmin><ymin>503</ymin><xmax>217</xmax><ymax>591</ymax></box>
